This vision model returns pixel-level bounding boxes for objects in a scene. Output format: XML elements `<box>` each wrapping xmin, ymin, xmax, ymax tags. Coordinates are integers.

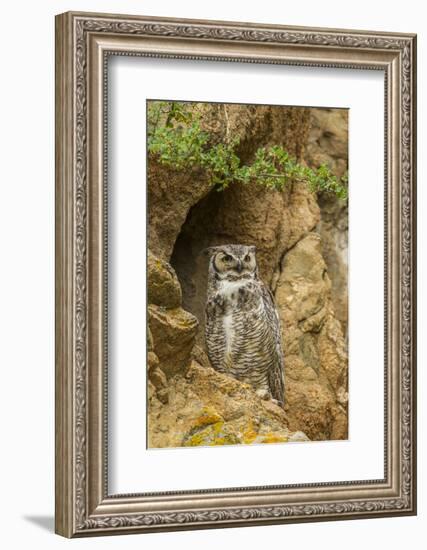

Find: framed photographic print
<box><xmin>55</xmin><ymin>11</ymin><xmax>417</xmax><ymax>537</ymax></box>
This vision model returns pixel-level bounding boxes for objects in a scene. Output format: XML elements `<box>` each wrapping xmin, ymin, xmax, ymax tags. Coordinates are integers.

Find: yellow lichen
<box><xmin>192</xmin><ymin>407</ymin><xmax>223</xmax><ymax>429</ymax></box>
<box><xmin>258</xmin><ymin>433</ymin><xmax>288</xmax><ymax>444</ymax></box>
<box><xmin>210</xmin><ymin>422</ymin><xmax>240</xmax><ymax>445</ymax></box>
<box><xmin>183</xmin><ymin>421</ymin><xmax>240</xmax><ymax>447</ymax></box>
<box><xmin>241</xmin><ymin>420</ymin><xmax>258</xmax><ymax>444</ymax></box>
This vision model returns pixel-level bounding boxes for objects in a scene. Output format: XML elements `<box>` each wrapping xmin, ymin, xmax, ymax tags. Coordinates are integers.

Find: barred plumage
<box><xmin>205</xmin><ymin>244</ymin><xmax>285</xmax><ymax>406</ymax></box>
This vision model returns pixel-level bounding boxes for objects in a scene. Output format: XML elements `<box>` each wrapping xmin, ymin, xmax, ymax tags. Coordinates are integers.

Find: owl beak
<box><xmin>236</xmin><ymin>261</ymin><xmax>243</xmax><ymax>273</ymax></box>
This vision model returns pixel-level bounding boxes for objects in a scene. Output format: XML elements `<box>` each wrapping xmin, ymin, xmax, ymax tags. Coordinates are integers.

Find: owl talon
<box><xmin>256</xmin><ymin>389</ymin><xmax>270</xmax><ymax>400</ymax></box>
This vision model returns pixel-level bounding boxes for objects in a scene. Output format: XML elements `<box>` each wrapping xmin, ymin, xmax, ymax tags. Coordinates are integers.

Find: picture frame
<box><xmin>55</xmin><ymin>11</ymin><xmax>417</xmax><ymax>537</ymax></box>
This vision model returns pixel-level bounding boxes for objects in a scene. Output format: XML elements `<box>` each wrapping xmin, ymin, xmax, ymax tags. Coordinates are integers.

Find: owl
<box><xmin>205</xmin><ymin>244</ymin><xmax>285</xmax><ymax>406</ymax></box>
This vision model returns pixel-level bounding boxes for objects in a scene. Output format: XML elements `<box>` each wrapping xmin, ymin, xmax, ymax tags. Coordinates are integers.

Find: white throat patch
<box><xmin>217</xmin><ymin>279</ymin><xmax>247</xmax><ymax>300</ymax></box>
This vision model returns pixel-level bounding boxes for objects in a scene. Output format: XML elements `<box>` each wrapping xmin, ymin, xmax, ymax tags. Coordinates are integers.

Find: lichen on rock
<box><xmin>147</xmin><ymin>250</ymin><xmax>182</xmax><ymax>308</ymax></box>
<box><xmin>148</xmin><ymin>361</ymin><xmax>309</xmax><ymax>448</ymax></box>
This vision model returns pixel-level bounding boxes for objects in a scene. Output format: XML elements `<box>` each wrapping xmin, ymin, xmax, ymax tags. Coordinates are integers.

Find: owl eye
<box><xmin>223</xmin><ymin>254</ymin><xmax>232</xmax><ymax>262</ymax></box>
<box><xmin>244</xmin><ymin>254</ymin><xmax>251</xmax><ymax>262</ymax></box>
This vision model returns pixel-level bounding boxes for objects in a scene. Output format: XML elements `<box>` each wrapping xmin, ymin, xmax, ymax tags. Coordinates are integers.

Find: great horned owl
<box><xmin>205</xmin><ymin>244</ymin><xmax>285</xmax><ymax>406</ymax></box>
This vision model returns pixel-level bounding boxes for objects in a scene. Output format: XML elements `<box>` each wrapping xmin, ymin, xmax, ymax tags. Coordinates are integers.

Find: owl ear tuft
<box><xmin>203</xmin><ymin>246</ymin><xmax>220</xmax><ymax>257</ymax></box>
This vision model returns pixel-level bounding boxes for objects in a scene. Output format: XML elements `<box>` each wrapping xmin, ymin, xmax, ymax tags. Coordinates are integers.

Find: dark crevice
<box><xmin>170</xmin><ymin>186</ymin><xmax>224</xmax><ymax>347</ymax></box>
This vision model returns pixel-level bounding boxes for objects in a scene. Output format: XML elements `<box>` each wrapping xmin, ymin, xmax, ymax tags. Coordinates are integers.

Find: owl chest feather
<box><xmin>205</xmin><ymin>256</ymin><xmax>285</xmax><ymax>404</ymax></box>
<box><xmin>218</xmin><ymin>280</ymin><xmax>245</xmax><ymax>352</ymax></box>
<box><xmin>216</xmin><ymin>279</ymin><xmax>258</xmax><ymax>354</ymax></box>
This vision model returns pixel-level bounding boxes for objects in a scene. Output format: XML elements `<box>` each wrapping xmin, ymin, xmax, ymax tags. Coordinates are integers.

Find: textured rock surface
<box><xmin>275</xmin><ymin>233</ymin><xmax>348</xmax><ymax>439</ymax></box>
<box><xmin>148</xmin><ymin>304</ymin><xmax>198</xmax><ymax>379</ymax></box>
<box><xmin>189</xmin><ymin>103</ymin><xmax>311</xmax><ymax>162</ymax></box>
<box><xmin>147</xmin><ymin>327</ymin><xmax>170</xmax><ymax>405</ymax></box>
<box><xmin>147</xmin><ymin>250</ymin><xmax>182</xmax><ymax>309</ymax></box>
<box><xmin>306</xmin><ymin>108</ymin><xmax>349</xmax><ymax>336</ymax></box>
<box><xmin>171</xmin><ymin>180</ymin><xmax>320</xmax><ymax>347</ymax></box>
<box><xmin>148</xmin><ymin>360</ymin><xmax>309</xmax><ymax>448</ymax></box>
<box><xmin>147</xmin><ymin>104</ymin><xmax>348</xmax><ymax>446</ymax></box>
<box><xmin>148</xmin><ymin>162</ymin><xmax>212</xmax><ymax>260</ymax></box>
<box><xmin>305</xmin><ymin>108</ymin><xmax>348</xmax><ymax>177</ymax></box>
<box><xmin>147</xmin><ymin>251</ymin><xmax>199</xmax><ymax>390</ymax></box>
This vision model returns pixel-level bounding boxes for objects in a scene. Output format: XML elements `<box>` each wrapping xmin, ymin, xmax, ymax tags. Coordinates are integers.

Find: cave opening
<box><xmin>170</xmin><ymin>185</ymin><xmax>225</xmax><ymax>348</ymax></box>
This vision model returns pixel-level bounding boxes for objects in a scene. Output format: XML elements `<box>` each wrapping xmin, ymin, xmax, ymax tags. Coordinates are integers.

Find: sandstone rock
<box><xmin>288</xmin><ymin>431</ymin><xmax>310</xmax><ymax>443</ymax></box>
<box><xmin>305</xmin><ymin>108</ymin><xmax>348</xmax><ymax>337</ymax></box>
<box><xmin>183</xmin><ymin>420</ymin><xmax>241</xmax><ymax>447</ymax></box>
<box><xmin>156</xmin><ymin>388</ymin><xmax>169</xmax><ymax>405</ymax></box>
<box><xmin>148</xmin><ymin>162</ymin><xmax>213</xmax><ymax>260</ymax></box>
<box><xmin>153</xmin><ymin>105</ymin><xmax>317</xmax><ymax>344</ymax></box>
<box><xmin>277</xmin><ymin>233</ymin><xmax>330</xmax><ymax>324</ymax></box>
<box><xmin>275</xmin><ymin>233</ymin><xmax>348</xmax><ymax>440</ymax></box>
<box><xmin>191</xmin><ymin>344</ymin><xmax>211</xmax><ymax>369</ymax></box>
<box><xmin>148</xmin><ymin>304</ymin><xmax>198</xmax><ymax>378</ymax></box>
<box><xmin>147</xmin><ymin>103</ymin><xmax>349</xmax><ymax>446</ymax></box>
<box><xmin>305</xmin><ymin>108</ymin><xmax>348</xmax><ymax>177</ymax></box>
<box><xmin>170</xmin><ymin>181</ymin><xmax>320</xmax><ymax>348</ymax></box>
<box><xmin>147</xmin><ymin>250</ymin><xmax>182</xmax><ymax>308</ymax></box>
<box><xmin>147</xmin><ymin>327</ymin><xmax>154</xmax><ymax>351</ymax></box>
<box><xmin>149</xmin><ymin>366</ymin><xmax>167</xmax><ymax>390</ymax></box>
<box><xmin>147</xmin><ymin>351</ymin><xmax>159</xmax><ymax>372</ymax></box>
<box><xmin>317</xmin><ymin>193</ymin><xmax>348</xmax><ymax>337</ymax></box>
<box><xmin>148</xmin><ymin>361</ymin><xmax>309</xmax><ymax>448</ymax></box>
<box><xmin>196</xmin><ymin>103</ymin><xmax>311</xmax><ymax>162</ymax></box>
<box><xmin>148</xmin><ymin>365</ymin><xmax>169</xmax><ymax>405</ymax></box>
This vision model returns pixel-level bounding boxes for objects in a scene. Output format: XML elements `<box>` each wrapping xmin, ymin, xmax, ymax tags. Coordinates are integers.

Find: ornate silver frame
<box><xmin>55</xmin><ymin>11</ymin><xmax>417</xmax><ymax>537</ymax></box>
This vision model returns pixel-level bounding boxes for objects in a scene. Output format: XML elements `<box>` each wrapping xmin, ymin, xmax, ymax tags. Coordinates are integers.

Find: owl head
<box><xmin>205</xmin><ymin>244</ymin><xmax>258</xmax><ymax>280</ymax></box>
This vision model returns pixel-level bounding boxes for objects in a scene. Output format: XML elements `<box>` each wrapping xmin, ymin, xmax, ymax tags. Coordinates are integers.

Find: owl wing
<box><xmin>260</xmin><ymin>284</ymin><xmax>285</xmax><ymax>406</ymax></box>
<box><xmin>205</xmin><ymin>293</ymin><xmax>226</xmax><ymax>372</ymax></box>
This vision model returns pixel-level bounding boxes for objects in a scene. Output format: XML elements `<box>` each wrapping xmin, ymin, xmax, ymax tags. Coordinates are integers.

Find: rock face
<box><xmin>148</xmin><ymin>360</ymin><xmax>309</xmax><ymax>448</ymax></box>
<box><xmin>170</xmin><ymin>179</ymin><xmax>320</xmax><ymax>347</ymax></box>
<box><xmin>147</xmin><ymin>104</ymin><xmax>348</xmax><ymax>446</ymax></box>
<box><xmin>147</xmin><ymin>250</ymin><xmax>182</xmax><ymax>308</ymax></box>
<box><xmin>306</xmin><ymin>108</ymin><xmax>349</xmax><ymax>337</ymax></box>
<box><xmin>275</xmin><ymin>233</ymin><xmax>348</xmax><ymax>439</ymax></box>
<box><xmin>147</xmin><ymin>254</ymin><xmax>198</xmax><ymax>396</ymax></box>
<box><xmin>148</xmin><ymin>163</ymin><xmax>212</xmax><ymax>260</ymax></box>
<box><xmin>148</xmin><ymin>304</ymin><xmax>198</xmax><ymax>378</ymax></box>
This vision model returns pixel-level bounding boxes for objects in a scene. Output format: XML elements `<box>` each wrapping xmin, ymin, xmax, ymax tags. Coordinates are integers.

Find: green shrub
<box><xmin>148</xmin><ymin>101</ymin><xmax>348</xmax><ymax>199</ymax></box>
